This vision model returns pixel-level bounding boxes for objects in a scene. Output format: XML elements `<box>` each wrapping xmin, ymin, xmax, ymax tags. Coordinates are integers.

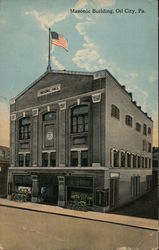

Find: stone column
<box><xmin>92</xmin><ymin>93</ymin><xmax>101</xmax><ymax>166</ymax></box>
<box><xmin>32</xmin><ymin>109</ymin><xmax>38</xmax><ymax>167</ymax></box>
<box><xmin>58</xmin><ymin>102</ymin><xmax>66</xmax><ymax>167</ymax></box>
<box><xmin>31</xmin><ymin>175</ymin><xmax>40</xmax><ymax>202</ymax></box>
<box><xmin>58</xmin><ymin>176</ymin><xmax>65</xmax><ymax>207</ymax></box>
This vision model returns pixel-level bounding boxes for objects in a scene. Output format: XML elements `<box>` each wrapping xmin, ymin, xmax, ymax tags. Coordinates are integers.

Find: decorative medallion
<box><xmin>46</xmin><ymin>131</ymin><xmax>53</xmax><ymax>141</ymax></box>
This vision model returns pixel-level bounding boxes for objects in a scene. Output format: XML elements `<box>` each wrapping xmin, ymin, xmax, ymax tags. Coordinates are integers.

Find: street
<box><xmin>0</xmin><ymin>203</ymin><xmax>158</xmax><ymax>250</ymax></box>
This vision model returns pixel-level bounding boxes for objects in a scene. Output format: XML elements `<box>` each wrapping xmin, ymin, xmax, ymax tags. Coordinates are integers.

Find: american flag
<box><xmin>51</xmin><ymin>31</ymin><xmax>68</xmax><ymax>51</ymax></box>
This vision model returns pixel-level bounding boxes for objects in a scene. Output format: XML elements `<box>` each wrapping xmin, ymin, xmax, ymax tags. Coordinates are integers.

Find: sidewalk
<box><xmin>0</xmin><ymin>198</ymin><xmax>158</xmax><ymax>231</ymax></box>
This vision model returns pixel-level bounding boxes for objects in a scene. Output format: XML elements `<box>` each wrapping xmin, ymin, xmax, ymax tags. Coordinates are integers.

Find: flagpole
<box><xmin>47</xmin><ymin>28</ymin><xmax>51</xmax><ymax>71</ymax></box>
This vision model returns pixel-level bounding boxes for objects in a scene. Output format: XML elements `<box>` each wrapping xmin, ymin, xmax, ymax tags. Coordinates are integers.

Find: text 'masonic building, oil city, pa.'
<box><xmin>8</xmin><ymin>68</ymin><xmax>153</xmax><ymax>212</ymax></box>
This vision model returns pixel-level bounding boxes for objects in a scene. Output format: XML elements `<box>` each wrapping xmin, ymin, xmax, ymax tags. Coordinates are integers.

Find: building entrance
<box><xmin>40</xmin><ymin>175</ymin><xmax>58</xmax><ymax>205</ymax></box>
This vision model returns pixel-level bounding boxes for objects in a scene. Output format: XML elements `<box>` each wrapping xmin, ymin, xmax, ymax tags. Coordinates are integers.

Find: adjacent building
<box><xmin>0</xmin><ymin>146</ymin><xmax>9</xmax><ymax>197</ymax></box>
<box><xmin>152</xmin><ymin>147</ymin><xmax>159</xmax><ymax>187</ymax></box>
<box><xmin>8</xmin><ymin>69</ymin><xmax>153</xmax><ymax>211</ymax></box>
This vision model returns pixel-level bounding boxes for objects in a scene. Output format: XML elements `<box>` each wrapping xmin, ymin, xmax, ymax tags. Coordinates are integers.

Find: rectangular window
<box><xmin>143</xmin><ymin>140</ymin><xmax>147</xmax><ymax>151</ymax></box>
<box><xmin>19</xmin><ymin>154</ymin><xmax>24</xmax><ymax>167</ymax></box>
<box><xmin>143</xmin><ymin>124</ymin><xmax>147</xmax><ymax>135</ymax></box>
<box><xmin>121</xmin><ymin>152</ymin><xmax>125</xmax><ymax>167</ymax></box>
<box><xmin>42</xmin><ymin>153</ymin><xmax>48</xmax><ymax>167</ymax></box>
<box><xmin>81</xmin><ymin>151</ymin><xmax>88</xmax><ymax>166</ymax></box>
<box><xmin>149</xmin><ymin>158</ymin><xmax>151</xmax><ymax>168</ymax></box>
<box><xmin>136</xmin><ymin>122</ymin><xmax>141</xmax><ymax>132</ymax></box>
<box><xmin>111</xmin><ymin>105</ymin><xmax>120</xmax><ymax>120</ymax></box>
<box><xmin>133</xmin><ymin>155</ymin><xmax>136</xmax><ymax>168</ymax></box>
<box><xmin>146</xmin><ymin>175</ymin><xmax>152</xmax><ymax>190</ymax></box>
<box><xmin>137</xmin><ymin>156</ymin><xmax>141</xmax><ymax>168</ymax></box>
<box><xmin>148</xmin><ymin>143</ymin><xmax>151</xmax><ymax>153</ymax></box>
<box><xmin>145</xmin><ymin>158</ymin><xmax>147</xmax><ymax>168</ymax></box>
<box><xmin>127</xmin><ymin>153</ymin><xmax>131</xmax><ymax>168</ymax></box>
<box><xmin>142</xmin><ymin>157</ymin><xmax>144</xmax><ymax>168</ymax></box>
<box><xmin>71</xmin><ymin>151</ymin><xmax>78</xmax><ymax>166</ymax></box>
<box><xmin>125</xmin><ymin>115</ymin><xmax>132</xmax><ymax>127</ymax></box>
<box><xmin>50</xmin><ymin>152</ymin><xmax>56</xmax><ymax>167</ymax></box>
<box><xmin>148</xmin><ymin>127</ymin><xmax>151</xmax><ymax>135</ymax></box>
<box><xmin>25</xmin><ymin>154</ymin><xmax>30</xmax><ymax>167</ymax></box>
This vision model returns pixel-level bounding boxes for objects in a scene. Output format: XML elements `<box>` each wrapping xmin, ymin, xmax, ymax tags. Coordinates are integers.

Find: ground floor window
<box><xmin>131</xmin><ymin>176</ymin><xmax>140</xmax><ymax>197</ymax></box>
<box><xmin>96</xmin><ymin>189</ymin><xmax>109</xmax><ymax>207</ymax></box>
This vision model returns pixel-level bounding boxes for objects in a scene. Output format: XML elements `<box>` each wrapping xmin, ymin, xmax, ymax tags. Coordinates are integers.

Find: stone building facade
<box><xmin>8</xmin><ymin>69</ymin><xmax>153</xmax><ymax>211</ymax></box>
<box><xmin>0</xmin><ymin>146</ymin><xmax>9</xmax><ymax>197</ymax></box>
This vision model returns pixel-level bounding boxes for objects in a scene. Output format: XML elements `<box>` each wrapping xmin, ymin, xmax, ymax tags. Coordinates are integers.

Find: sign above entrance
<box><xmin>37</xmin><ymin>84</ymin><xmax>61</xmax><ymax>97</ymax></box>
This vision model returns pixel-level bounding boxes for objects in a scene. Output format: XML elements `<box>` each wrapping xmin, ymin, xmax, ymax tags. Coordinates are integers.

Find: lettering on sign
<box><xmin>37</xmin><ymin>84</ymin><xmax>61</xmax><ymax>97</ymax></box>
<box><xmin>110</xmin><ymin>172</ymin><xmax>120</xmax><ymax>178</ymax></box>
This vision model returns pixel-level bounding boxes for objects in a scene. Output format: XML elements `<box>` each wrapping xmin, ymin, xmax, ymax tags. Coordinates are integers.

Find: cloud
<box><xmin>25</xmin><ymin>10</ymin><xmax>69</xmax><ymax>32</ymax></box>
<box><xmin>148</xmin><ymin>71</ymin><xmax>157</xmax><ymax>83</ymax></box>
<box><xmin>0</xmin><ymin>97</ymin><xmax>9</xmax><ymax>147</ymax></box>
<box><xmin>92</xmin><ymin>0</ymin><xmax>116</xmax><ymax>7</ymax></box>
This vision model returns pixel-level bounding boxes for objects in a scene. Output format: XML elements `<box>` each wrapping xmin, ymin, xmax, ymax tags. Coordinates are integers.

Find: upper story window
<box><xmin>120</xmin><ymin>151</ymin><xmax>125</xmax><ymax>168</ymax></box>
<box><xmin>148</xmin><ymin>127</ymin><xmax>151</xmax><ymax>135</ymax></box>
<box><xmin>19</xmin><ymin>117</ymin><xmax>31</xmax><ymax>140</ymax></box>
<box><xmin>143</xmin><ymin>124</ymin><xmax>147</xmax><ymax>135</ymax></box>
<box><xmin>0</xmin><ymin>149</ymin><xmax>5</xmax><ymax>161</ymax></box>
<box><xmin>111</xmin><ymin>104</ymin><xmax>120</xmax><ymax>120</ymax></box>
<box><xmin>43</xmin><ymin>112</ymin><xmax>56</xmax><ymax>122</ymax></box>
<box><xmin>136</xmin><ymin>122</ymin><xmax>141</xmax><ymax>132</ymax></box>
<box><xmin>133</xmin><ymin>155</ymin><xmax>137</xmax><ymax>168</ymax></box>
<box><xmin>71</xmin><ymin>105</ymin><xmax>88</xmax><ymax>133</ymax></box>
<box><xmin>127</xmin><ymin>152</ymin><xmax>131</xmax><ymax>168</ymax></box>
<box><xmin>125</xmin><ymin>115</ymin><xmax>132</xmax><ymax>127</ymax></box>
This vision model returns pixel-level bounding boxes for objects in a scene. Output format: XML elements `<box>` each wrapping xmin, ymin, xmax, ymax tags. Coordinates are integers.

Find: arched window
<box><xmin>19</xmin><ymin>117</ymin><xmax>31</xmax><ymax>140</ymax></box>
<box><xmin>43</xmin><ymin>112</ymin><xmax>56</xmax><ymax>122</ymax></box>
<box><xmin>71</xmin><ymin>105</ymin><xmax>88</xmax><ymax>133</ymax></box>
<box><xmin>125</xmin><ymin>115</ymin><xmax>133</xmax><ymax>127</ymax></box>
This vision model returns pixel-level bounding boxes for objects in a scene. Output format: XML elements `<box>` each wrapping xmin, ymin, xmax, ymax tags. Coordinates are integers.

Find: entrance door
<box><xmin>110</xmin><ymin>178</ymin><xmax>119</xmax><ymax>208</ymax></box>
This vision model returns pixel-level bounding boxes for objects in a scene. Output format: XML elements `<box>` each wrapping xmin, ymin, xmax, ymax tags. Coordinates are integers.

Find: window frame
<box><xmin>71</xmin><ymin>105</ymin><xmax>88</xmax><ymax>134</ymax></box>
<box><xmin>111</xmin><ymin>104</ymin><xmax>120</xmax><ymax>120</ymax></box>
<box><xmin>19</xmin><ymin>117</ymin><xmax>31</xmax><ymax>140</ymax></box>
<box><xmin>125</xmin><ymin>115</ymin><xmax>133</xmax><ymax>127</ymax></box>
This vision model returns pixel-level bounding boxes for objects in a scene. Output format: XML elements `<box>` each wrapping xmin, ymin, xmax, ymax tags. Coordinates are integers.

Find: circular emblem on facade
<box><xmin>46</xmin><ymin>132</ymin><xmax>53</xmax><ymax>141</ymax></box>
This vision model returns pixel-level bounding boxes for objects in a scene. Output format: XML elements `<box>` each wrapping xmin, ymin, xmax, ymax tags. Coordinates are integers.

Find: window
<box><xmin>81</xmin><ymin>151</ymin><xmax>88</xmax><ymax>166</ymax></box>
<box><xmin>146</xmin><ymin>175</ymin><xmax>152</xmax><ymax>190</ymax></box>
<box><xmin>0</xmin><ymin>149</ymin><xmax>5</xmax><ymax>160</ymax></box>
<box><xmin>148</xmin><ymin>143</ymin><xmax>151</xmax><ymax>153</ymax></box>
<box><xmin>71</xmin><ymin>151</ymin><xmax>78</xmax><ymax>166</ymax></box>
<box><xmin>19</xmin><ymin>118</ymin><xmax>31</xmax><ymax>140</ymax></box>
<box><xmin>111</xmin><ymin>105</ymin><xmax>120</xmax><ymax>120</ymax></box>
<box><xmin>43</xmin><ymin>112</ymin><xmax>56</xmax><ymax>122</ymax></box>
<box><xmin>145</xmin><ymin>158</ymin><xmax>147</xmax><ymax>168</ymax></box>
<box><xmin>142</xmin><ymin>157</ymin><xmax>144</xmax><ymax>168</ymax></box>
<box><xmin>149</xmin><ymin>158</ymin><xmax>151</xmax><ymax>169</ymax></box>
<box><xmin>143</xmin><ymin>140</ymin><xmax>147</xmax><ymax>151</ymax></box>
<box><xmin>133</xmin><ymin>155</ymin><xmax>136</xmax><ymax>168</ymax></box>
<box><xmin>96</xmin><ymin>189</ymin><xmax>109</xmax><ymax>207</ymax></box>
<box><xmin>137</xmin><ymin>156</ymin><xmax>141</xmax><ymax>168</ymax></box>
<box><xmin>113</xmin><ymin>150</ymin><xmax>119</xmax><ymax>167</ymax></box>
<box><xmin>148</xmin><ymin>127</ymin><xmax>151</xmax><ymax>135</ymax></box>
<box><xmin>143</xmin><ymin>124</ymin><xmax>147</xmax><ymax>135</ymax></box>
<box><xmin>121</xmin><ymin>151</ymin><xmax>125</xmax><ymax>167</ymax></box>
<box><xmin>71</xmin><ymin>105</ymin><xmax>88</xmax><ymax>133</ymax></box>
<box><xmin>131</xmin><ymin>176</ymin><xmax>140</xmax><ymax>197</ymax></box>
<box><xmin>125</xmin><ymin>115</ymin><xmax>132</xmax><ymax>127</ymax></box>
<box><xmin>50</xmin><ymin>152</ymin><xmax>56</xmax><ymax>167</ymax></box>
<box><xmin>127</xmin><ymin>153</ymin><xmax>131</xmax><ymax>168</ymax></box>
<box><xmin>19</xmin><ymin>154</ymin><xmax>24</xmax><ymax>167</ymax></box>
<box><xmin>136</xmin><ymin>122</ymin><xmax>141</xmax><ymax>132</ymax></box>
<box><xmin>25</xmin><ymin>154</ymin><xmax>30</xmax><ymax>167</ymax></box>
<box><xmin>42</xmin><ymin>153</ymin><xmax>48</xmax><ymax>167</ymax></box>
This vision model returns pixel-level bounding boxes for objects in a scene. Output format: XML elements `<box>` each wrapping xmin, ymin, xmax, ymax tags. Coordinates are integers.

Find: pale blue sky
<box><xmin>0</xmin><ymin>0</ymin><xmax>158</xmax><ymax>146</ymax></box>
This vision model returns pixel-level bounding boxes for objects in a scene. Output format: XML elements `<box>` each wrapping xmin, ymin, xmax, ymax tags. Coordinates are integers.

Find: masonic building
<box><xmin>8</xmin><ymin>69</ymin><xmax>153</xmax><ymax>212</ymax></box>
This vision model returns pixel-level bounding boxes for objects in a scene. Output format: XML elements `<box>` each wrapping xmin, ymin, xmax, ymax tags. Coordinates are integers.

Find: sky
<box><xmin>0</xmin><ymin>0</ymin><xmax>158</xmax><ymax>147</ymax></box>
